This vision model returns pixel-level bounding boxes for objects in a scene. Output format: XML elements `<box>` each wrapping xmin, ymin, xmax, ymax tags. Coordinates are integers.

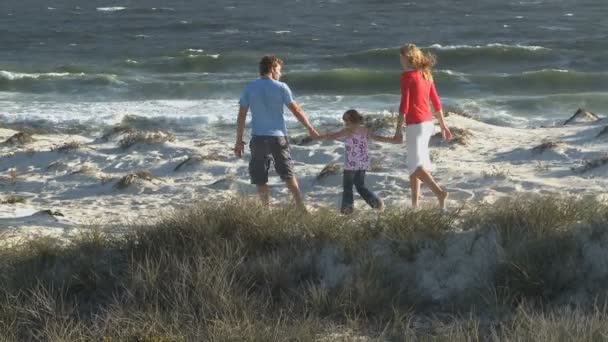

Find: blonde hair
<box><xmin>400</xmin><ymin>44</ymin><xmax>436</xmax><ymax>81</ymax></box>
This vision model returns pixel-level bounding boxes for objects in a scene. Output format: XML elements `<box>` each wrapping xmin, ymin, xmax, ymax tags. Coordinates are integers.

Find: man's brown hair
<box><xmin>259</xmin><ymin>55</ymin><xmax>283</xmax><ymax>76</ymax></box>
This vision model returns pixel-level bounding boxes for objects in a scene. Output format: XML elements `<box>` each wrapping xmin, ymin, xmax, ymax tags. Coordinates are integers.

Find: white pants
<box><xmin>406</xmin><ymin>121</ymin><xmax>435</xmax><ymax>175</ymax></box>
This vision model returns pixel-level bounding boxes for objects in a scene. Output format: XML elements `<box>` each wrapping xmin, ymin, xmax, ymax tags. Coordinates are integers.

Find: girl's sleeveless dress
<box><xmin>344</xmin><ymin>130</ymin><xmax>371</xmax><ymax>171</ymax></box>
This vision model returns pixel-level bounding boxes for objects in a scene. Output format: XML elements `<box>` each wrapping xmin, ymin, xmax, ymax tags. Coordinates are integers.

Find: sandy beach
<box><xmin>1</xmin><ymin>110</ymin><xmax>606</xmax><ymax>244</ymax></box>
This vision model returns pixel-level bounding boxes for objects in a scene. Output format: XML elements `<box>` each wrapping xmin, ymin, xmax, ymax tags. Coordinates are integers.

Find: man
<box><xmin>234</xmin><ymin>55</ymin><xmax>319</xmax><ymax>208</ymax></box>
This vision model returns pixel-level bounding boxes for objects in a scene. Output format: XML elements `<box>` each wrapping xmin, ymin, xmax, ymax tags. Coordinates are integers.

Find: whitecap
<box><xmin>522</xmin><ymin>69</ymin><xmax>569</xmax><ymax>74</ymax></box>
<box><xmin>0</xmin><ymin>71</ymin><xmax>73</xmax><ymax>80</ymax></box>
<box><xmin>96</xmin><ymin>7</ymin><xmax>127</xmax><ymax>12</ymax></box>
<box><xmin>429</xmin><ymin>43</ymin><xmax>549</xmax><ymax>51</ymax></box>
<box><xmin>539</xmin><ymin>25</ymin><xmax>573</xmax><ymax>31</ymax></box>
<box><xmin>218</xmin><ymin>29</ymin><xmax>239</xmax><ymax>34</ymax></box>
<box><xmin>274</xmin><ymin>30</ymin><xmax>291</xmax><ymax>34</ymax></box>
<box><xmin>439</xmin><ymin>69</ymin><xmax>470</xmax><ymax>82</ymax></box>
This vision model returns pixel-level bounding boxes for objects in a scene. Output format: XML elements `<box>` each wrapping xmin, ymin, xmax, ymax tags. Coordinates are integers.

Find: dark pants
<box><xmin>249</xmin><ymin>136</ymin><xmax>294</xmax><ymax>185</ymax></box>
<box><xmin>341</xmin><ymin>170</ymin><xmax>381</xmax><ymax>213</ymax></box>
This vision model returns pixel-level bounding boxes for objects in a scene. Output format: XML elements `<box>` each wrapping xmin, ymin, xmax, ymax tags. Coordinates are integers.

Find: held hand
<box><xmin>234</xmin><ymin>141</ymin><xmax>245</xmax><ymax>158</ymax></box>
<box><xmin>442</xmin><ymin>127</ymin><xmax>453</xmax><ymax>141</ymax></box>
<box><xmin>308</xmin><ymin>128</ymin><xmax>321</xmax><ymax>139</ymax></box>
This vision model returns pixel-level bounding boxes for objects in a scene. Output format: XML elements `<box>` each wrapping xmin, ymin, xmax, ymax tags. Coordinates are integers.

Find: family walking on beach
<box><xmin>234</xmin><ymin>44</ymin><xmax>453</xmax><ymax>213</ymax></box>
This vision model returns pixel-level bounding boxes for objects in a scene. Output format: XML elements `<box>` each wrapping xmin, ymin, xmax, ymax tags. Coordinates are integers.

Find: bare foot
<box><xmin>438</xmin><ymin>190</ymin><xmax>449</xmax><ymax>210</ymax></box>
<box><xmin>411</xmin><ymin>197</ymin><xmax>420</xmax><ymax>209</ymax></box>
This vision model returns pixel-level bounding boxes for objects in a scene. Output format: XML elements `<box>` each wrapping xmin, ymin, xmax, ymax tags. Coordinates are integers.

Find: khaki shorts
<box><xmin>249</xmin><ymin>136</ymin><xmax>294</xmax><ymax>185</ymax></box>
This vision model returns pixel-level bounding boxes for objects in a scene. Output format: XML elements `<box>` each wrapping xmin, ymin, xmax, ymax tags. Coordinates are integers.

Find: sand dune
<box><xmin>1</xmin><ymin>113</ymin><xmax>606</xmax><ymax>243</ymax></box>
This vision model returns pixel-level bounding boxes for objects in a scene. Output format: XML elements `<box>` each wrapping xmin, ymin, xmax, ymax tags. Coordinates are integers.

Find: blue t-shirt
<box><xmin>239</xmin><ymin>78</ymin><xmax>295</xmax><ymax>137</ymax></box>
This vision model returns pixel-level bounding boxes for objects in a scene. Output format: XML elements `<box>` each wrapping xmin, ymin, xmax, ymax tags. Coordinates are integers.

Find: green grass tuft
<box><xmin>1</xmin><ymin>196</ymin><xmax>608</xmax><ymax>340</ymax></box>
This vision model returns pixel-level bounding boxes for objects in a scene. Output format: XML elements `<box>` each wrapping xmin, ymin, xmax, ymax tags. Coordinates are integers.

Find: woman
<box><xmin>394</xmin><ymin>44</ymin><xmax>452</xmax><ymax>209</ymax></box>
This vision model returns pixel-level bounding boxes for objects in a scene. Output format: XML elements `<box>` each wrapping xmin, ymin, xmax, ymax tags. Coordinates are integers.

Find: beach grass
<box><xmin>119</xmin><ymin>130</ymin><xmax>176</xmax><ymax>150</ymax></box>
<box><xmin>1</xmin><ymin>196</ymin><xmax>608</xmax><ymax>340</ymax></box>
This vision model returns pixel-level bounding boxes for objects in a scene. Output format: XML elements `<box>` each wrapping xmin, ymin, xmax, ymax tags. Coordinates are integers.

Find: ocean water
<box><xmin>1</xmin><ymin>0</ymin><xmax>607</xmax><ymax>130</ymax></box>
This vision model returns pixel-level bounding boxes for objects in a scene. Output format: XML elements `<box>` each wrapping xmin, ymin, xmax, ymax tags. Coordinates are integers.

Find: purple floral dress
<box><xmin>344</xmin><ymin>131</ymin><xmax>371</xmax><ymax>171</ymax></box>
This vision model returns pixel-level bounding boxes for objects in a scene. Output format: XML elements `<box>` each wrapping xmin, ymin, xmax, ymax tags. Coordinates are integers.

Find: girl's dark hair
<box><xmin>343</xmin><ymin>109</ymin><xmax>364</xmax><ymax>124</ymax></box>
<box><xmin>259</xmin><ymin>55</ymin><xmax>283</xmax><ymax>76</ymax></box>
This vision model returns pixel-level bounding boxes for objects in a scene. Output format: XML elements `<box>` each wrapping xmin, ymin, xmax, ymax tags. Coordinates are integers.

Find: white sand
<box><xmin>0</xmin><ymin>114</ymin><xmax>606</xmax><ymax>244</ymax></box>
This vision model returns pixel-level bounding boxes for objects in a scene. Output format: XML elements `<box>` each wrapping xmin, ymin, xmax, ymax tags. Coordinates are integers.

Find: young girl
<box><xmin>318</xmin><ymin>109</ymin><xmax>399</xmax><ymax>214</ymax></box>
<box><xmin>394</xmin><ymin>44</ymin><xmax>452</xmax><ymax>209</ymax></box>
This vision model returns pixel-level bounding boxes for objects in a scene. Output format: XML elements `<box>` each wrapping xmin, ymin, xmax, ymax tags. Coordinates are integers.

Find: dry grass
<box><xmin>434</xmin><ymin>127</ymin><xmax>473</xmax><ymax>146</ymax></box>
<box><xmin>46</xmin><ymin>161</ymin><xmax>68</xmax><ymax>172</ymax></box>
<box><xmin>535</xmin><ymin>161</ymin><xmax>551</xmax><ymax>172</ymax></box>
<box><xmin>200</xmin><ymin>150</ymin><xmax>229</xmax><ymax>162</ymax></box>
<box><xmin>564</xmin><ymin>108</ymin><xmax>601</xmax><ymax>125</ymax></box>
<box><xmin>531</xmin><ymin>139</ymin><xmax>565</xmax><ymax>154</ymax></box>
<box><xmin>100</xmin><ymin>124</ymin><xmax>136</xmax><ymax>141</ymax></box>
<box><xmin>114</xmin><ymin>170</ymin><xmax>155</xmax><ymax>189</ymax></box>
<box><xmin>173</xmin><ymin>152</ymin><xmax>228</xmax><ymax>172</ymax></box>
<box><xmin>430</xmin><ymin>150</ymin><xmax>441</xmax><ymax>162</ymax></box>
<box><xmin>370</xmin><ymin>157</ymin><xmax>387</xmax><ymax>172</ymax></box>
<box><xmin>99</xmin><ymin>174</ymin><xmax>116</xmax><ymax>185</ymax></box>
<box><xmin>69</xmin><ymin>163</ymin><xmax>99</xmax><ymax>175</ymax></box>
<box><xmin>363</xmin><ymin>113</ymin><xmax>399</xmax><ymax>133</ymax></box>
<box><xmin>1</xmin><ymin>196</ymin><xmax>608</xmax><ymax>340</ymax></box>
<box><xmin>7</xmin><ymin>168</ymin><xmax>18</xmax><ymax>185</ymax></box>
<box><xmin>317</xmin><ymin>163</ymin><xmax>341</xmax><ymax>181</ymax></box>
<box><xmin>3</xmin><ymin>132</ymin><xmax>35</xmax><ymax>145</ymax></box>
<box><xmin>52</xmin><ymin>141</ymin><xmax>83</xmax><ymax>153</ymax></box>
<box><xmin>482</xmin><ymin>166</ymin><xmax>511</xmax><ymax>179</ymax></box>
<box><xmin>576</xmin><ymin>156</ymin><xmax>608</xmax><ymax>174</ymax></box>
<box><xmin>0</xmin><ymin>195</ymin><xmax>26</xmax><ymax>204</ymax></box>
<box><xmin>119</xmin><ymin>130</ymin><xmax>175</xmax><ymax>149</ymax></box>
<box><xmin>445</xmin><ymin>107</ymin><xmax>474</xmax><ymax>119</ymax></box>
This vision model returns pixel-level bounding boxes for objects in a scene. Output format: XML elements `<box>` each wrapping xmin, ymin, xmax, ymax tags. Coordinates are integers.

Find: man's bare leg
<box><xmin>256</xmin><ymin>184</ymin><xmax>270</xmax><ymax>207</ymax></box>
<box><xmin>412</xmin><ymin>167</ymin><xmax>448</xmax><ymax>209</ymax></box>
<box><xmin>285</xmin><ymin>177</ymin><xmax>305</xmax><ymax>210</ymax></box>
